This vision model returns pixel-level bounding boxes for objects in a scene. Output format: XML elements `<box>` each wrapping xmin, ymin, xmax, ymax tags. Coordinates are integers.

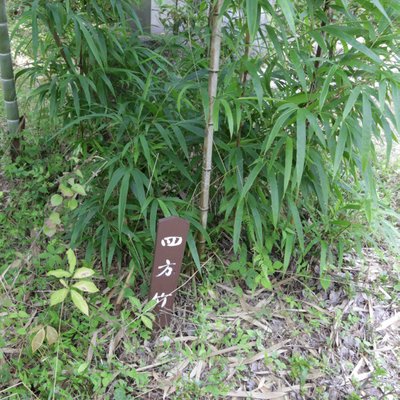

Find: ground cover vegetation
<box><xmin>1</xmin><ymin>0</ymin><xmax>400</xmax><ymax>398</ymax></box>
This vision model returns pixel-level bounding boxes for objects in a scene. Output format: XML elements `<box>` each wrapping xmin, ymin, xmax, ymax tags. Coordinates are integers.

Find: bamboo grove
<box><xmin>9</xmin><ymin>0</ymin><xmax>400</xmax><ymax>288</ymax></box>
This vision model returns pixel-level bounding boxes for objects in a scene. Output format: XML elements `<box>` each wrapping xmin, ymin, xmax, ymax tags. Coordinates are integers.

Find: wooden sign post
<box><xmin>148</xmin><ymin>216</ymin><xmax>189</xmax><ymax>328</ymax></box>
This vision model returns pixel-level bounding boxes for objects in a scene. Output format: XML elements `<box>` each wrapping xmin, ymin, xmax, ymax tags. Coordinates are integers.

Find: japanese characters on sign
<box><xmin>148</xmin><ymin>217</ymin><xmax>190</xmax><ymax>327</ymax></box>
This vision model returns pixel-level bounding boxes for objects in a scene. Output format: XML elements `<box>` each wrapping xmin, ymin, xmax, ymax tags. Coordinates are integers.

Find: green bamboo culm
<box><xmin>0</xmin><ymin>0</ymin><xmax>20</xmax><ymax>134</ymax></box>
<box><xmin>198</xmin><ymin>0</ymin><xmax>224</xmax><ymax>257</ymax></box>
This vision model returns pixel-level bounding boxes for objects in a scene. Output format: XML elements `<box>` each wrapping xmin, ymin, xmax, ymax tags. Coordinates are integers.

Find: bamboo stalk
<box><xmin>198</xmin><ymin>0</ymin><xmax>224</xmax><ymax>256</ymax></box>
<box><xmin>0</xmin><ymin>0</ymin><xmax>20</xmax><ymax>135</ymax></box>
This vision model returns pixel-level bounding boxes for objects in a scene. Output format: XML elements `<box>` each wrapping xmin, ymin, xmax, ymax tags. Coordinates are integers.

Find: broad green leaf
<box><xmin>71</xmin><ymin>183</ymin><xmax>87</xmax><ymax>196</ymax></box>
<box><xmin>49</xmin><ymin>212</ymin><xmax>61</xmax><ymax>225</ymax></box>
<box><xmin>77</xmin><ymin>362</ymin><xmax>89</xmax><ymax>374</ymax></box>
<box><xmin>51</xmin><ymin>194</ymin><xmax>63</xmax><ymax>207</ymax></box>
<box><xmin>31</xmin><ymin>327</ymin><xmax>45</xmax><ymax>353</ymax></box>
<box><xmin>43</xmin><ymin>220</ymin><xmax>57</xmax><ymax>238</ymax></box>
<box><xmin>47</xmin><ymin>269</ymin><xmax>71</xmax><ymax>278</ymax></box>
<box><xmin>46</xmin><ymin>326</ymin><xmax>58</xmax><ymax>345</ymax></box>
<box><xmin>50</xmin><ymin>288</ymin><xmax>69</xmax><ymax>306</ymax></box>
<box><xmin>59</xmin><ymin>184</ymin><xmax>74</xmax><ymax>198</ymax></box>
<box><xmin>296</xmin><ymin>109</ymin><xmax>307</xmax><ymax>186</ymax></box>
<box><xmin>67</xmin><ymin>199</ymin><xmax>78</xmax><ymax>210</ymax></box>
<box><xmin>72</xmin><ymin>280</ymin><xmax>99</xmax><ymax>293</ymax></box>
<box><xmin>66</xmin><ymin>249</ymin><xmax>77</xmax><ymax>274</ymax></box>
<box><xmin>71</xmin><ymin>289</ymin><xmax>89</xmax><ymax>316</ymax></box>
<box><xmin>141</xmin><ymin>314</ymin><xmax>153</xmax><ymax>330</ymax></box>
<box><xmin>72</xmin><ymin>267</ymin><xmax>95</xmax><ymax>279</ymax></box>
<box><xmin>143</xmin><ymin>299</ymin><xmax>158</xmax><ymax>313</ymax></box>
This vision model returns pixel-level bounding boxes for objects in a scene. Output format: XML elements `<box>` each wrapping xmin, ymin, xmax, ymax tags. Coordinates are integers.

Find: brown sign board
<box><xmin>148</xmin><ymin>216</ymin><xmax>190</xmax><ymax>328</ymax></box>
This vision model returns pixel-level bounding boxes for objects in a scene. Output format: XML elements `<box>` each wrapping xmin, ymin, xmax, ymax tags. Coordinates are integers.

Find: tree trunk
<box><xmin>0</xmin><ymin>0</ymin><xmax>20</xmax><ymax>137</ymax></box>
<box><xmin>198</xmin><ymin>0</ymin><xmax>224</xmax><ymax>256</ymax></box>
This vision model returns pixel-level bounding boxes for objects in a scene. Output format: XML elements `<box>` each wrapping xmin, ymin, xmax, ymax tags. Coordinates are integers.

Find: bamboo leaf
<box><xmin>187</xmin><ymin>230</ymin><xmax>201</xmax><ymax>270</ymax></box>
<box><xmin>342</xmin><ymin>86</ymin><xmax>362</xmax><ymax>121</ymax></box>
<box><xmin>319</xmin><ymin>65</ymin><xmax>338</xmax><ymax>110</ymax></box>
<box><xmin>284</xmin><ymin>137</ymin><xmax>293</xmax><ymax>194</ymax></box>
<box><xmin>263</xmin><ymin>107</ymin><xmax>296</xmax><ymax>153</ymax></box>
<box><xmin>283</xmin><ymin>233</ymin><xmax>294</xmax><ymax>272</ymax></box>
<box><xmin>277</xmin><ymin>0</ymin><xmax>296</xmax><ymax>35</ymax></box>
<box><xmin>361</xmin><ymin>93</ymin><xmax>372</xmax><ymax>172</ymax></box>
<box><xmin>267</xmin><ymin>170</ymin><xmax>279</xmax><ymax>228</ymax></box>
<box><xmin>220</xmin><ymin>99</ymin><xmax>234</xmax><ymax>136</ymax></box>
<box><xmin>323</xmin><ymin>26</ymin><xmax>382</xmax><ymax>64</ymax></box>
<box><xmin>104</xmin><ymin>167</ymin><xmax>126</xmax><ymax>206</ymax></box>
<box><xmin>246</xmin><ymin>0</ymin><xmax>260</xmax><ymax>42</ymax></box>
<box><xmin>333</xmin><ymin>125</ymin><xmax>348</xmax><ymax>177</ymax></box>
<box><xmin>240</xmin><ymin>159</ymin><xmax>265</xmax><ymax>200</ymax></box>
<box><xmin>288</xmin><ymin>198</ymin><xmax>304</xmax><ymax>251</ymax></box>
<box><xmin>118</xmin><ymin>170</ymin><xmax>130</xmax><ymax>233</ymax></box>
<box><xmin>296</xmin><ymin>109</ymin><xmax>307</xmax><ymax>186</ymax></box>
<box><xmin>233</xmin><ymin>199</ymin><xmax>244</xmax><ymax>253</ymax></box>
<box><xmin>370</xmin><ymin>0</ymin><xmax>391</xmax><ymax>22</ymax></box>
<box><xmin>246</xmin><ymin>61</ymin><xmax>263</xmax><ymax>109</ymax></box>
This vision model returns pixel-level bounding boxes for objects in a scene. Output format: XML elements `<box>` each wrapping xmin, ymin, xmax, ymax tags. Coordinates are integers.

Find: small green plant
<box><xmin>44</xmin><ymin>175</ymin><xmax>86</xmax><ymax>238</ymax></box>
<box><xmin>47</xmin><ymin>249</ymin><xmax>99</xmax><ymax>316</ymax></box>
<box><xmin>128</xmin><ymin>296</ymin><xmax>156</xmax><ymax>332</ymax></box>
